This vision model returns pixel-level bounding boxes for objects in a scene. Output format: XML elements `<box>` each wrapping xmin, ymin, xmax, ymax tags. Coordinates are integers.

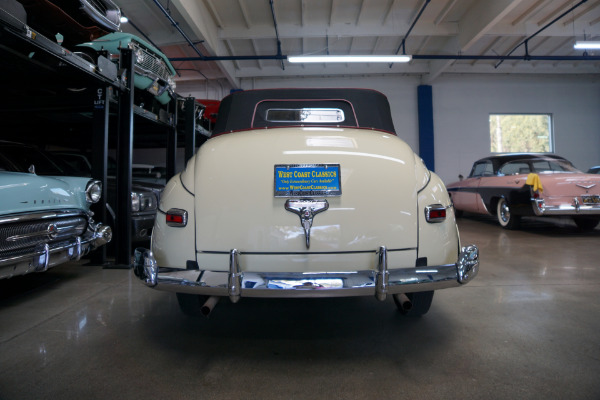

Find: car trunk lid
<box><xmin>192</xmin><ymin>128</ymin><xmax>419</xmax><ymax>257</ymax></box>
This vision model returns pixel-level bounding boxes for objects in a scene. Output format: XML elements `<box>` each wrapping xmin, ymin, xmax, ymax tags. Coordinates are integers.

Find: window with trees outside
<box><xmin>489</xmin><ymin>114</ymin><xmax>553</xmax><ymax>153</ymax></box>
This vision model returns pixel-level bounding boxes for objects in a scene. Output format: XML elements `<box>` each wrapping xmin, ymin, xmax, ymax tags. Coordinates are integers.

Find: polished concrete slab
<box><xmin>0</xmin><ymin>216</ymin><xmax>599</xmax><ymax>399</ymax></box>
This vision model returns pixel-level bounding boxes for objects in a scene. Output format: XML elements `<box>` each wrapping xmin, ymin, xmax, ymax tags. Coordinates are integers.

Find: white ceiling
<box><xmin>117</xmin><ymin>0</ymin><xmax>600</xmax><ymax>89</ymax></box>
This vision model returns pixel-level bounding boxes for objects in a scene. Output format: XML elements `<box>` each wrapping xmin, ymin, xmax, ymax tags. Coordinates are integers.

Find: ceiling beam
<box><xmin>486</xmin><ymin>22</ymin><xmax>600</xmax><ymax>37</ymax></box>
<box><xmin>229</xmin><ymin>60</ymin><xmax>600</xmax><ymax>80</ymax></box>
<box><xmin>425</xmin><ymin>0</ymin><xmax>523</xmax><ymax>83</ymax></box>
<box><xmin>382</xmin><ymin>0</ymin><xmax>396</xmax><ymax>25</ymax></box>
<box><xmin>169</xmin><ymin>0</ymin><xmax>240</xmax><ymax>88</ymax></box>
<box><xmin>537</xmin><ymin>2</ymin><xmax>573</xmax><ymax>26</ymax></box>
<box><xmin>330</xmin><ymin>0</ymin><xmax>336</xmax><ymax>27</ymax></box>
<box><xmin>356</xmin><ymin>0</ymin><xmax>366</xmax><ymax>25</ymax></box>
<box><xmin>511</xmin><ymin>0</ymin><xmax>548</xmax><ymax>26</ymax></box>
<box><xmin>251</xmin><ymin>39</ymin><xmax>263</xmax><ymax>70</ymax></box>
<box><xmin>470</xmin><ymin>36</ymin><xmax>503</xmax><ymax>66</ymax></box>
<box><xmin>238</xmin><ymin>0</ymin><xmax>252</xmax><ymax>29</ymax></box>
<box><xmin>218</xmin><ymin>22</ymin><xmax>457</xmax><ymax>40</ymax></box>
<box><xmin>434</xmin><ymin>0</ymin><xmax>458</xmax><ymax>26</ymax></box>
<box><xmin>562</xmin><ymin>1</ymin><xmax>600</xmax><ymax>27</ymax></box>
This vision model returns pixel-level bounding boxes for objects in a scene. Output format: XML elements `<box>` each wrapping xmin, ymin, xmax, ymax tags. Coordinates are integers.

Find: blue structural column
<box><xmin>417</xmin><ymin>85</ymin><xmax>435</xmax><ymax>172</ymax></box>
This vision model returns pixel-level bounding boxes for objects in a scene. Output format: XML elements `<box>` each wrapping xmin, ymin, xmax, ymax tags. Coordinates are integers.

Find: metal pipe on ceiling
<box><xmin>495</xmin><ymin>0</ymin><xmax>588</xmax><ymax>68</ymax></box>
<box><xmin>413</xmin><ymin>54</ymin><xmax>600</xmax><ymax>61</ymax></box>
<box><xmin>151</xmin><ymin>0</ymin><xmax>205</xmax><ymax>60</ymax></box>
<box><xmin>390</xmin><ymin>0</ymin><xmax>431</xmax><ymax>67</ymax></box>
<box><xmin>152</xmin><ymin>0</ymin><xmax>286</xmax><ymax>69</ymax></box>
<box><xmin>169</xmin><ymin>55</ymin><xmax>287</xmax><ymax>62</ymax></box>
<box><xmin>269</xmin><ymin>0</ymin><xmax>285</xmax><ymax>70</ymax></box>
<box><xmin>150</xmin><ymin>0</ymin><xmax>208</xmax><ymax>80</ymax></box>
<box><xmin>169</xmin><ymin>53</ymin><xmax>600</xmax><ymax>63</ymax></box>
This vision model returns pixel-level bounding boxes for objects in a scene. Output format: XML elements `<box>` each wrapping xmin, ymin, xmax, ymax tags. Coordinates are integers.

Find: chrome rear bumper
<box><xmin>532</xmin><ymin>198</ymin><xmax>600</xmax><ymax>216</ymax></box>
<box><xmin>133</xmin><ymin>245</ymin><xmax>479</xmax><ymax>302</ymax></box>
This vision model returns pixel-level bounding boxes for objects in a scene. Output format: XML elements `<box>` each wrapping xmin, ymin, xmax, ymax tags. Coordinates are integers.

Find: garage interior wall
<box><xmin>432</xmin><ymin>74</ymin><xmax>600</xmax><ymax>183</ymax></box>
<box><xmin>135</xmin><ymin>73</ymin><xmax>600</xmax><ymax>185</ymax></box>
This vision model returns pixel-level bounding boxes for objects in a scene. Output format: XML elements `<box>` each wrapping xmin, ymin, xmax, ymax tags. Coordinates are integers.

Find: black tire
<box><xmin>496</xmin><ymin>197</ymin><xmax>521</xmax><ymax>229</ymax></box>
<box><xmin>73</xmin><ymin>48</ymin><xmax>98</xmax><ymax>64</ymax></box>
<box><xmin>176</xmin><ymin>293</ymin><xmax>209</xmax><ymax>317</ymax></box>
<box><xmin>393</xmin><ymin>291</ymin><xmax>434</xmax><ymax>317</ymax></box>
<box><xmin>573</xmin><ymin>217</ymin><xmax>600</xmax><ymax>232</ymax></box>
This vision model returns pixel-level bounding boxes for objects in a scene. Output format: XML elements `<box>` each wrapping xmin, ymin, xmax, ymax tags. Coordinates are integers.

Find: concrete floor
<box><xmin>0</xmin><ymin>216</ymin><xmax>599</xmax><ymax>400</ymax></box>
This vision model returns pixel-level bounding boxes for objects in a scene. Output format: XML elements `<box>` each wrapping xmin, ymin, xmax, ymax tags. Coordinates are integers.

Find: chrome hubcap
<box><xmin>500</xmin><ymin>203</ymin><xmax>510</xmax><ymax>222</ymax></box>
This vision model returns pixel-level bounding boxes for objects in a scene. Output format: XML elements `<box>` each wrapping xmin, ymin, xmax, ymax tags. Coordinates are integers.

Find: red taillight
<box><xmin>429</xmin><ymin>209</ymin><xmax>446</xmax><ymax>219</ymax></box>
<box><xmin>533</xmin><ymin>192</ymin><xmax>540</xmax><ymax>199</ymax></box>
<box><xmin>425</xmin><ymin>204</ymin><xmax>447</xmax><ymax>223</ymax></box>
<box><xmin>166</xmin><ymin>208</ymin><xmax>188</xmax><ymax>227</ymax></box>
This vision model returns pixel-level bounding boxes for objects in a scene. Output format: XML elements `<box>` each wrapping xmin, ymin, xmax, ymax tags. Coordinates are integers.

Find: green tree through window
<box><xmin>489</xmin><ymin>114</ymin><xmax>552</xmax><ymax>153</ymax></box>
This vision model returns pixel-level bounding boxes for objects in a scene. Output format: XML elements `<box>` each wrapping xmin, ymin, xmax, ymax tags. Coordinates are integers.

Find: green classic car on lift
<box><xmin>77</xmin><ymin>32</ymin><xmax>177</xmax><ymax>105</ymax></box>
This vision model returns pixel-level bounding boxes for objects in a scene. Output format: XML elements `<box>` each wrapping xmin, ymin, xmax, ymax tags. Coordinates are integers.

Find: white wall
<box><xmin>175</xmin><ymin>80</ymin><xmax>232</xmax><ymax>101</ymax></box>
<box><xmin>240</xmin><ymin>73</ymin><xmax>600</xmax><ymax>184</ymax></box>
<box><xmin>432</xmin><ymin>74</ymin><xmax>600</xmax><ymax>183</ymax></box>
<box><xmin>137</xmin><ymin>74</ymin><xmax>600</xmax><ymax>181</ymax></box>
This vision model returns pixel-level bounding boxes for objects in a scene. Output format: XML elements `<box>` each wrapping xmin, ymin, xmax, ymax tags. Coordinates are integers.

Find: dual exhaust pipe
<box><xmin>198</xmin><ymin>294</ymin><xmax>413</xmax><ymax>317</ymax></box>
<box><xmin>394</xmin><ymin>293</ymin><xmax>413</xmax><ymax>313</ymax></box>
<box><xmin>200</xmin><ymin>296</ymin><xmax>219</xmax><ymax>317</ymax></box>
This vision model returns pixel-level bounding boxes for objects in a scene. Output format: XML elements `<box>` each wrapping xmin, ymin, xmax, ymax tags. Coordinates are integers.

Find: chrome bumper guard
<box><xmin>532</xmin><ymin>198</ymin><xmax>600</xmax><ymax>216</ymax></box>
<box><xmin>0</xmin><ymin>223</ymin><xmax>112</xmax><ymax>279</ymax></box>
<box><xmin>133</xmin><ymin>245</ymin><xmax>479</xmax><ymax>302</ymax></box>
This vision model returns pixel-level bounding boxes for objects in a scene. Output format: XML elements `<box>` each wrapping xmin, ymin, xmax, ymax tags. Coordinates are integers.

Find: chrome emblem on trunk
<box><xmin>285</xmin><ymin>199</ymin><xmax>329</xmax><ymax>249</ymax></box>
<box><xmin>576</xmin><ymin>183</ymin><xmax>596</xmax><ymax>193</ymax></box>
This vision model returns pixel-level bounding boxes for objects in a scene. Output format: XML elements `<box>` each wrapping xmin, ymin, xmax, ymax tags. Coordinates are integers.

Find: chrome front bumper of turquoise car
<box><xmin>133</xmin><ymin>245</ymin><xmax>479</xmax><ymax>303</ymax></box>
<box><xmin>0</xmin><ymin>220</ymin><xmax>112</xmax><ymax>280</ymax></box>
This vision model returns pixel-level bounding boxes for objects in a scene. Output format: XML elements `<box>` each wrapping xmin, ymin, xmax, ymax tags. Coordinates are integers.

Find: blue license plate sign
<box><xmin>274</xmin><ymin>164</ymin><xmax>341</xmax><ymax>197</ymax></box>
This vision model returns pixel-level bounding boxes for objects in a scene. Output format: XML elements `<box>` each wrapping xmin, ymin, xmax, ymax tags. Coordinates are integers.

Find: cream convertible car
<box><xmin>134</xmin><ymin>88</ymin><xmax>479</xmax><ymax>317</ymax></box>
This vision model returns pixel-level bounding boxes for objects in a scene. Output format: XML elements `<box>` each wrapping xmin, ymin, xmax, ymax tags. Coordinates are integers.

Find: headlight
<box><xmin>135</xmin><ymin>49</ymin><xmax>145</xmax><ymax>64</ymax></box>
<box><xmin>131</xmin><ymin>191</ymin><xmax>157</xmax><ymax>212</ymax></box>
<box><xmin>168</xmin><ymin>75</ymin><xmax>176</xmax><ymax>90</ymax></box>
<box><xmin>86</xmin><ymin>180</ymin><xmax>102</xmax><ymax>203</ymax></box>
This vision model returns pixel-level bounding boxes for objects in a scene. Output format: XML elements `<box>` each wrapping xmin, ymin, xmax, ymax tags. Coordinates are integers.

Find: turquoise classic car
<box><xmin>77</xmin><ymin>32</ymin><xmax>176</xmax><ymax>105</ymax></box>
<box><xmin>0</xmin><ymin>152</ymin><xmax>112</xmax><ymax>280</ymax></box>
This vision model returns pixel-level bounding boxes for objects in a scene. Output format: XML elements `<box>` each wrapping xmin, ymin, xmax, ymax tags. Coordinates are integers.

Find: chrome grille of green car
<box><xmin>0</xmin><ymin>217</ymin><xmax>87</xmax><ymax>254</ymax></box>
<box><xmin>131</xmin><ymin>42</ymin><xmax>172</xmax><ymax>83</ymax></box>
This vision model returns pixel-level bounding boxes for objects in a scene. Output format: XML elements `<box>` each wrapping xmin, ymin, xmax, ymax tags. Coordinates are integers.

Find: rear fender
<box><xmin>151</xmin><ymin>174</ymin><xmax>195</xmax><ymax>268</ymax></box>
<box><xmin>417</xmin><ymin>172</ymin><xmax>460</xmax><ymax>266</ymax></box>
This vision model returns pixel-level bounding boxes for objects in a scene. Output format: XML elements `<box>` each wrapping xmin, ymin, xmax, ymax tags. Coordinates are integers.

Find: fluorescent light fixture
<box><xmin>574</xmin><ymin>41</ymin><xmax>600</xmax><ymax>49</ymax></box>
<box><xmin>287</xmin><ymin>55</ymin><xmax>412</xmax><ymax>63</ymax></box>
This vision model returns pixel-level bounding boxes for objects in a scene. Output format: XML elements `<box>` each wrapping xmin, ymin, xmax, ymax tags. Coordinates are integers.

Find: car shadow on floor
<box><xmin>136</xmin><ymin>293</ymin><xmax>460</xmax><ymax>368</ymax></box>
<box><xmin>456</xmin><ymin>213</ymin><xmax>600</xmax><ymax>238</ymax></box>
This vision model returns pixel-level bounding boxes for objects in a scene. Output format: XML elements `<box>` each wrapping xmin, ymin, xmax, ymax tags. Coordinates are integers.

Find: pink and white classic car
<box><xmin>447</xmin><ymin>154</ymin><xmax>600</xmax><ymax>230</ymax></box>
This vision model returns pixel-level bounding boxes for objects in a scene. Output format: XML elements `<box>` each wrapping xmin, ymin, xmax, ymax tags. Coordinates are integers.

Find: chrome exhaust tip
<box><xmin>394</xmin><ymin>293</ymin><xmax>413</xmax><ymax>312</ymax></box>
<box><xmin>200</xmin><ymin>296</ymin><xmax>220</xmax><ymax>317</ymax></box>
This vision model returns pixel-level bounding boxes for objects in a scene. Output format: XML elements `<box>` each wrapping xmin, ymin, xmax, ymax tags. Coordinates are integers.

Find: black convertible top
<box><xmin>212</xmin><ymin>88</ymin><xmax>396</xmax><ymax>135</ymax></box>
